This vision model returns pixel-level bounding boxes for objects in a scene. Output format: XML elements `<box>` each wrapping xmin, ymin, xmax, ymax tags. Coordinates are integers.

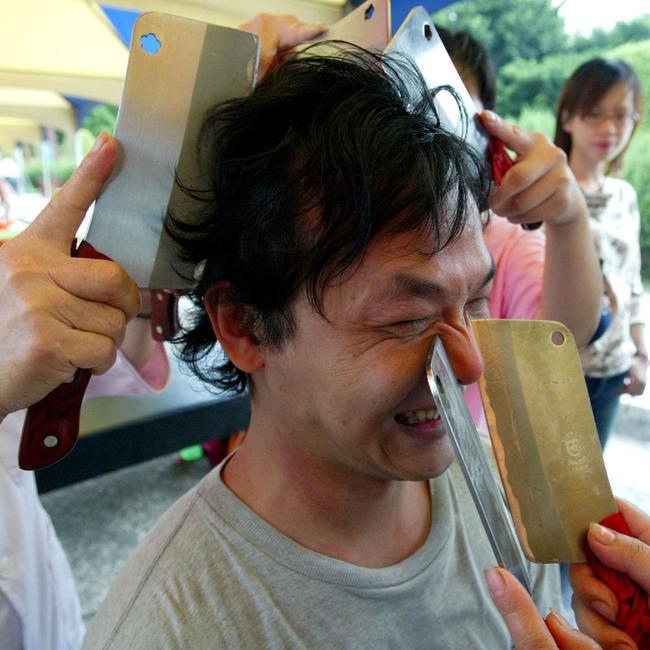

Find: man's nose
<box><xmin>437</xmin><ymin>318</ymin><xmax>484</xmax><ymax>386</ymax></box>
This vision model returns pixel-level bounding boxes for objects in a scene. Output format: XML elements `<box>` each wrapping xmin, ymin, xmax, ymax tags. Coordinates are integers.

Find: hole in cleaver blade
<box><xmin>473</xmin><ymin>319</ymin><xmax>617</xmax><ymax>563</ymax></box>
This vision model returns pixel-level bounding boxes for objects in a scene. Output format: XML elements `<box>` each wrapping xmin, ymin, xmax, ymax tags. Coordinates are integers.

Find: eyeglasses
<box><xmin>580</xmin><ymin>110</ymin><xmax>640</xmax><ymax>127</ymax></box>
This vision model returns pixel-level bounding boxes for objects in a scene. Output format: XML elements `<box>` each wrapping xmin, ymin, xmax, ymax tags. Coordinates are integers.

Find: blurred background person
<box><xmin>555</xmin><ymin>58</ymin><xmax>647</xmax><ymax>448</ymax></box>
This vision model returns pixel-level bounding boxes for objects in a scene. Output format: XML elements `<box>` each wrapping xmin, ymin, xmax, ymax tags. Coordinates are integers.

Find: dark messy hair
<box><xmin>168</xmin><ymin>46</ymin><xmax>490</xmax><ymax>393</ymax></box>
<box><xmin>436</xmin><ymin>26</ymin><xmax>496</xmax><ymax>110</ymax></box>
<box><xmin>554</xmin><ymin>58</ymin><xmax>644</xmax><ymax>174</ymax></box>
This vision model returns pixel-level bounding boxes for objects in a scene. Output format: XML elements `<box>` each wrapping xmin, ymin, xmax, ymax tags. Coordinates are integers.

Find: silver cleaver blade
<box><xmin>384</xmin><ymin>7</ymin><xmax>488</xmax><ymax>160</ymax></box>
<box><xmin>427</xmin><ymin>336</ymin><xmax>532</xmax><ymax>592</ymax></box>
<box><xmin>86</xmin><ymin>13</ymin><xmax>259</xmax><ymax>289</ymax></box>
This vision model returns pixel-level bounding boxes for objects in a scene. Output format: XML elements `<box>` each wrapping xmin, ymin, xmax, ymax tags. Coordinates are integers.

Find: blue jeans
<box><xmin>585</xmin><ymin>371</ymin><xmax>628</xmax><ymax>449</ymax></box>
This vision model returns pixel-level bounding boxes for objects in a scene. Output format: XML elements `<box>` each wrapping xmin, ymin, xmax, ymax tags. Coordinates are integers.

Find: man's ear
<box><xmin>205</xmin><ymin>284</ymin><xmax>264</xmax><ymax>374</ymax></box>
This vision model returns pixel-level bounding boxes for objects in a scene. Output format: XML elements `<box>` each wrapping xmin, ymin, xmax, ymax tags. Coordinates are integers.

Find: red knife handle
<box><xmin>586</xmin><ymin>512</ymin><xmax>650</xmax><ymax>648</ymax></box>
<box><xmin>488</xmin><ymin>137</ymin><xmax>541</xmax><ymax>232</ymax></box>
<box><xmin>150</xmin><ymin>290</ymin><xmax>180</xmax><ymax>342</ymax></box>
<box><xmin>19</xmin><ymin>369</ymin><xmax>91</xmax><ymax>469</ymax></box>
<box><xmin>18</xmin><ymin>240</ymin><xmax>111</xmax><ymax>470</ymax></box>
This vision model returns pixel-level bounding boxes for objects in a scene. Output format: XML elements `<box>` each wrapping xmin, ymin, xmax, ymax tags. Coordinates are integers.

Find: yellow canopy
<box><xmin>0</xmin><ymin>117</ymin><xmax>43</xmax><ymax>150</ymax></box>
<box><xmin>0</xmin><ymin>0</ymin><xmax>128</xmax><ymax>104</ymax></box>
<box><xmin>0</xmin><ymin>0</ymin><xmax>344</xmax><ymax>148</ymax></box>
<box><xmin>0</xmin><ymin>87</ymin><xmax>76</xmax><ymax>136</ymax></box>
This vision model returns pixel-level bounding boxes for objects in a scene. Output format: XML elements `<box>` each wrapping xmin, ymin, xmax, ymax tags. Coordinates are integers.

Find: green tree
<box><xmin>82</xmin><ymin>104</ymin><xmax>118</xmax><ymax>137</ymax></box>
<box><xmin>433</xmin><ymin>0</ymin><xmax>567</xmax><ymax>70</ymax></box>
<box><xmin>571</xmin><ymin>14</ymin><xmax>650</xmax><ymax>53</ymax></box>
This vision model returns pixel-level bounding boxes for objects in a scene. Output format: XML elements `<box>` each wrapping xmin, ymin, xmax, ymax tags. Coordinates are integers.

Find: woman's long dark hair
<box><xmin>554</xmin><ymin>58</ymin><xmax>644</xmax><ymax>174</ymax></box>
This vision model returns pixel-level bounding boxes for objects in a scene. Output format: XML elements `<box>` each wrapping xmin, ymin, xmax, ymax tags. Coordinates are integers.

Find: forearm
<box><xmin>630</xmin><ymin>323</ymin><xmax>647</xmax><ymax>356</ymax></box>
<box><xmin>539</xmin><ymin>209</ymin><xmax>602</xmax><ymax>347</ymax></box>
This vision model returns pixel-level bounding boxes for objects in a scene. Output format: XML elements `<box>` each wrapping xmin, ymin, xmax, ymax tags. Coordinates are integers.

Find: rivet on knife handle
<box><xmin>19</xmin><ymin>369</ymin><xmax>91</xmax><ymax>470</ymax></box>
<box><xmin>19</xmin><ymin>240</ymin><xmax>111</xmax><ymax>470</ymax></box>
<box><xmin>151</xmin><ymin>290</ymin><xmax>180</xmax><ymax>341</ymax></box>
<box><xmin>427</xmin><ymin>336</ymin><xmax>531</xmax><ymax>592</ymax></box>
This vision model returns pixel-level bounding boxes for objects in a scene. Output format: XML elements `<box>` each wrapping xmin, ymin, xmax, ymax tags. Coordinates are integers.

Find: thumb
<box><xmin>25</xmin><ymin>132</ymin><xmax>117</xmax><ymax>251</ymax></box>
<box><xmin>480</xmin><ymin>110</ymin><xmax>534</xmax><ymax>157</ymax></box>
<box><xmin>274</xmin><ymin>18</ymin><xmax>326</xmax><ymax>50</ymax></box>
<box><xmin>485</xmin><ymin>566</ymin><xmax>558</xmax><ymax>648</ymax></box>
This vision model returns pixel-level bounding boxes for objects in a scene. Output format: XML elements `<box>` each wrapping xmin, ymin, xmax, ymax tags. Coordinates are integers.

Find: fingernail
<box><xmin>482</xmin><ymin>110</ymin><xmax>498</xmax><ymax>123</ymax></box>
<box><xmin>549</xmin><ymin>609</ymin><xmax>572</xmax><ymax>629</ymax></box>
<box><xmin>484</xmin><ymin>566</ymin><xmax>506</xmax><ymax>597</ymax></box>
<box><xmin>591</xmin><ymin>599</ymin><xmax>616</xmax><ymax>622</ymax></box>
<box><xmin>90</xmin><ymin>132</ymin><xmax>108</xmax><ymax>153</ymax></box>
<box><xmin>589</xmin><ymin>522</ymin><xmax>615</xmax><ymax>545</ymax></box>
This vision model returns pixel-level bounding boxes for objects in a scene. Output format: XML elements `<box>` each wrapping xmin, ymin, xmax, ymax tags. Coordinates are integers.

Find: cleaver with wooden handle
<box><xmin>473</xmin><ymin>319</ymin><xmax>617</xmax><ymax>563</ymax></box>
<box><xmin>431</xmin><ymin>320</ymin><xmax>649</xmax><ymax>644</ymax></box>
<box><xmin>18</xmin><ymin>13</ymin><xmax>259</xmax><ymax>470</ymax></box>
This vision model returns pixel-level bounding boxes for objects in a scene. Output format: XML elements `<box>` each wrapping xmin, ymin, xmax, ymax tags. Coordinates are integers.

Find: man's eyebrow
<box><xmin>387</xmin><ymin>258</ymin><xmax>496</xmax><ymax>302</ymax></box>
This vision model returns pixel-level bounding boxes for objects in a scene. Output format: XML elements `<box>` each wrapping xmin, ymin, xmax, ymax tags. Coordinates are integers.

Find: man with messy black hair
<box><xmin>84</xmin><ymin>48</ymin><xmax>563</xmax><ymax>648</ymax></box>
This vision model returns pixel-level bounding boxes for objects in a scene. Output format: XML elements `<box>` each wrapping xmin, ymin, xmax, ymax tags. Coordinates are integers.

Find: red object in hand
<box><xmin>488</xmin><ymin>137</ymin><xmax>541</xmax><ymax>231</ymax></box>
<box><xmin>18</xmin><ymin>241</ymin><xmax>111</xmax><ymax>470</ymax></box>
<box><xmin>586</xmin><ymin>511</ymin><xmax>650</xmax><ymax>649</ymax></box>
<box><xmin>488</xmin><ymin>137</ymin><xmax>513</xmax><ymax>187</ymax></box>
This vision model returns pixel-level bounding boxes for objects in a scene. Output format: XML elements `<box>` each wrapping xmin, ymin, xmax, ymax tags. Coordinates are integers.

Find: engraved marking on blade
<box><xmin>473</xmin><ymin>319</ymin><xmax>617</xmax><ymax>563</ymax></box>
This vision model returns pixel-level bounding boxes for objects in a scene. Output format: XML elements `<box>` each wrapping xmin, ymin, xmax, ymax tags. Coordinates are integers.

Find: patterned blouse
<box><xmin>580</xmin><ymin>177</ymin><xmax>645</xmax><ymax>377</ymax></box>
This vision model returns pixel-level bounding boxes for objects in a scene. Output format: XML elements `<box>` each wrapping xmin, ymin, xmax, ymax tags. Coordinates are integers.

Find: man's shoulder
<box><xmin>83</xmin><ymin>476</ymin><xmax>221</xmax><ymax>649</ymax></box>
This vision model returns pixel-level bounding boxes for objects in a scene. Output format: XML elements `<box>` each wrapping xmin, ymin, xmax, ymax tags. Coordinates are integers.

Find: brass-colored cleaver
<box><xmin>473</xmin><ymin>319</ymin><xmax>617</xmax><ymax>563</ymax></box>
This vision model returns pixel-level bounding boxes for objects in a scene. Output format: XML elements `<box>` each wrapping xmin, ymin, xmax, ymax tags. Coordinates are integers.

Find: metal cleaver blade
<box><xmin>86</xmin><ymin>12</ymin><xmax>259</xmax><ymax>290</ymax></box>
<box><xmin>427</xmin><ymin>337</ymin><xmax>532</xmax><ymax>591</ymax></box>
<box><xmin>310</xmin><ymin>0</ymin><xmax>391</xmax><ymax>50</ymax></box>
<box><xmin>473</xmin><ymin>319</ymin><xmax>617</xmax><ymax>563</ymax></box>
<box><xmin>383</xmin><ymin>7</ymin><xmax>488</xmax><ymax>160</ymax></box>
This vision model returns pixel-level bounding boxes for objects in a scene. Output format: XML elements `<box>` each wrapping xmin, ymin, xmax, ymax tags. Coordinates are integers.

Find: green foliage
<box><xmin>433</xmin><ymin>0</ymin><xmax>567</xmax><ymax>70</ymax></box>
<box><xmin>24</xmin><ymin>157</ymin><xmax>77</xmax><ymax>190</ymax></box>
<box><xmin>621</xmin><ymin>131</ymin><xmax>650</xmax><ymax>279</ymax></box>
<box><xmin>606</xmin><ymin>40</ymin><xmax>650</xmax><ymax>125</ymax></box>
<box><xmin>571</xmin><ymin>15</ymin><xmax>650</xmax><ymax>54</ymax></box>
<box><xmin>77</xmin><ymin>128</ymin><xmax>97</xmax><ymax>157</ymax></box>
<box><xmin>508</xmin><ymin>107</ymin><xmax>555</xmax><ymax>140</ymax></box>
<box><xmin>497</xmin><ymin>48</ymin><xmax>600</xmax><ymax>119</ymax></box>
<box><xmin>82</xmin><ymin>104</ymin><xmax>118</xmax><ymax>137</ymax></box>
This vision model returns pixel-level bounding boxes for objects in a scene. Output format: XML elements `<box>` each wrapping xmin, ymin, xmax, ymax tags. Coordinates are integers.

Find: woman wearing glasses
<box><xmin>555</xmin><ymin>59</ymin><xmax>646</xmax><ymax>447</ymax></box>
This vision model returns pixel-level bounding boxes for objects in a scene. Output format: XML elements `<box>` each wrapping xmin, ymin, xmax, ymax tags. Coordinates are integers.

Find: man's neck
<box><xmin>221</xmin><ymin>421</ymin><xmax>432</xmax><ymax>568</ymax></box>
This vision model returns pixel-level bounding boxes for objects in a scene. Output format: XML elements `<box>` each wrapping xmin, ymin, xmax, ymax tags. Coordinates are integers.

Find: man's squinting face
<box><xmin>255</xmin><ymin>210</ymin><xmax>494</xmax><ymax>483</ymax></box>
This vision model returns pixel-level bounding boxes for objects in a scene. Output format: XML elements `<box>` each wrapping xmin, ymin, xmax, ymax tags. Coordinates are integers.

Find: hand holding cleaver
<box><xmin>18</xmin><ymin>13</ymin><xmax>259</xmax><ymax>470</ymax></box>
<box><xmin>428</xmin><ymin>319</ymin><xmax>649</xmax><ymax>647</ymax></box>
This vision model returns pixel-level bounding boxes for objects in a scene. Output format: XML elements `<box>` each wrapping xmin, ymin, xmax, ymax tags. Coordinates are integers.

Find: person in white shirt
<box><xmin>0</xmin><ymin>134</ymin><xmax>169</xmax><ymax>650</ymax></box>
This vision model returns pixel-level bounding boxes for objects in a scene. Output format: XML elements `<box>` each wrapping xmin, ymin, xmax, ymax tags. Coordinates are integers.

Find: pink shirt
<box><xmin>466</xmin><ymin>217</ymin><xmax>546</xmax><ymax>428</ymax></box>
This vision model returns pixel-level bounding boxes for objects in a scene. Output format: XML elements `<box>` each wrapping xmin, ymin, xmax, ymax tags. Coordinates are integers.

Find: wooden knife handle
<box><xmin>18</xmin><ymin>240</ymin><xmax>110</xmax><ymax>470</ymax></box>
<box><xmin>151</xmin><ymin>290</ymin><xmax>180</xmax><ymax>342</ymax></box>
<box><xmin>488</xmin><ymin>137</ymin><xmax>541</xmax><ymax>231</ymax></box>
